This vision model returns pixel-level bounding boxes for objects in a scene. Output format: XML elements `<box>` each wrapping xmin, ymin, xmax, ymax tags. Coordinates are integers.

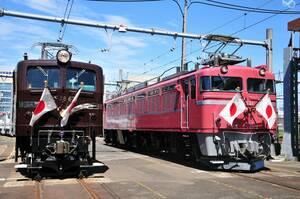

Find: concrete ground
<box><xmin>0</xmin><ymin>136</ymin><xmax>300</xmax><ymax>199</ymax></box>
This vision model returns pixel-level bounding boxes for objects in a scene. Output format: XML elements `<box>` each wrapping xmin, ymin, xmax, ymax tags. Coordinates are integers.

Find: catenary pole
<box><xmin>0</xmin><ymin>8</ymin><xmax>272</xmax><ymax>69</ymax></box>
<box><xmin>181</xmin><ymin>0</ymin><xmax>188</xmax><ymax>71</ymax></box>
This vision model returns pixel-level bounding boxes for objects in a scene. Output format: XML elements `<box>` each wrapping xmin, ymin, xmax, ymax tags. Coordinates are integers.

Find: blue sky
<box><xmin>0</xmin><ymin>0</ymin><xmax>299</xmax><ymax>89</ymax></box>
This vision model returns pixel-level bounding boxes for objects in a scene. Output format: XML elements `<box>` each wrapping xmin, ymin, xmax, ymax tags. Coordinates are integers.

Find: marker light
<box><xmin>259</xmin><ymin>68</ymin><xmax>266</xmax><ymax>76</ymax></box>
<box><xmin>57</xmin><ymin>49</ymin><xmax>71</xmax><ymax>64</ymax></box>
<box><xmin>220</xmin><ymin>65</ymin><xmax>228</xmax><ymax>74</ymax></box>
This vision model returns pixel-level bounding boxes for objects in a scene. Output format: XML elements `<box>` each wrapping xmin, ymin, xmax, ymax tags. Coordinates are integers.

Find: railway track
<box><xmin>77</xmin><ymin>178</ymin><xmax>120</xmax><ymax>199</ymax></box>
<box><xmin>34</xmin><ymin>181</ymin><xmax>42</xmax><ymax>199</ymax></box>
<box><xmin>32</xmin><ymin>178</ymin><xmax>119</xmax><ymax>199</ymax></box>
<box><xmin>232</xmin><ymin>171</ymin><xmax>300</xmax><ymax>193</ymax></box>
<box><xmin>77</xmin><ymin>179</ymin><xmax>101</xmax><ymax>199</ymax></box>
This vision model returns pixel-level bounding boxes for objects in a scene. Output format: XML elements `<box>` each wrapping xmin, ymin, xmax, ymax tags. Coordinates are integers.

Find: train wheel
<box><xmin>78</xmin><ymin>170</ymin><xmax>87</xmax><ymax>179</ymax></box>
<box><xmin>34</xmin><ymin>172</ymin><xmax>42</xmax><ymax>181</ymax></box>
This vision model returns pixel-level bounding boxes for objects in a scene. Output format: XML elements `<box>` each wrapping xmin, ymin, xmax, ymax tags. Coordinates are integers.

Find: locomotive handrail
<box><xmin>0</xmin><ymin>8</ymin><xmax>268</xmax><ymax>48</ymax></box>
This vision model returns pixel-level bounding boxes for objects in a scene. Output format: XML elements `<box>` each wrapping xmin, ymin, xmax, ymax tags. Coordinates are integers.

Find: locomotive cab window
<box><xmin>247</xmin><ymin>78</ymin><xmax>275</xmax><ymax>93</ymax></box>
<box><xmin>200</xmin><ymin>76</ymin><xmax>242</xmax><ymax>92</ymax></box>
<box><xmin>27</xmin><ymin>66</ymin><xmax>60</xmax><ymax>89</ymax></box>
<box><xmin>67</xmin><ymin>68</ymin><xmax>96</xmax><ymax>91</ymax></box>
<box><xmin>190</xmin><ymin>77</ymin><xmax>196</xmax><ymax>99</ymax></box>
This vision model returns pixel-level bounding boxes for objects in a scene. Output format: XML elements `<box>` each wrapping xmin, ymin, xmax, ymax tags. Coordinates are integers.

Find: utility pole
<box><xmin>181</xmin><ymin>0</ymin><xmax>188</xmax><ymax>71</ymax></box>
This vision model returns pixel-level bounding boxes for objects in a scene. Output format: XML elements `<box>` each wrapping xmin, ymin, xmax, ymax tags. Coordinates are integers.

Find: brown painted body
<box><xmin>13</xmin><ymin>59</ymin><xmax>104</xmax><ymax>164</ymax></box>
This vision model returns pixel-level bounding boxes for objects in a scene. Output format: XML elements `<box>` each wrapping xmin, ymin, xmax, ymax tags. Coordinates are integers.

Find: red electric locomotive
<box><xmin>104</xmin><ymin>35</ymin><xmax>277</xmax><ymax>171</ymax></box>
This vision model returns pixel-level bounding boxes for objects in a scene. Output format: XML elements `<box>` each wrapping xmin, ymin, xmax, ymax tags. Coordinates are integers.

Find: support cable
<box><xmin>141</xmin><ymin>3</ymin><xmax>299</xmax><ymax>75</ymax></box>
<box><xmin>140</xmin><ymin>0</ymin><xmax>274</xmax><ymax>75</ymax></box>
<box><xmin>58</xmin><ymin>0</ymin><xmax>74</xmax><ymax>42</ymax></box>
<box><xmin>189</xmin><ymin>0</ymin><xmax>300</xmax><ymax>14</ymax></box>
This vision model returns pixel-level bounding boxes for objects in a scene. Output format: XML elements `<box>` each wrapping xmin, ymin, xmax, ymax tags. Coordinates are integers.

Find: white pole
<box><xmin>0</xmin><ymin>8</ymin><xmax>268</xmax><ymax>47</ymax></box>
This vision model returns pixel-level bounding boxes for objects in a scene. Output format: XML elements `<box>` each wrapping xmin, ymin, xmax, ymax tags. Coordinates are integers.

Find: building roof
<box><xmin>288</xmin><ymin>18</ymin><xmax>300</xmax><ymax>31</ymax></box>
<box><xmin>0</xmin><ymin>70</ymin><xmax>13</xmax><ymax>84</ymax></box>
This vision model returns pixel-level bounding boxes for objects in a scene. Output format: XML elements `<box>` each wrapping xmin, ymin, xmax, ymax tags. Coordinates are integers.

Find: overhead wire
<box><xmin>206</xmin><ymin>0</ymin><xmax>274</xmax><ymax>34</ymax></box>
<box><xmin>57</xmin><ymin>0</ymin><xmax>75</xmax><ymax>42</ymax></box>
<box><xmin>205</xmin><ymin>0</ymin><xmax>299</xmax><ymax>14</ymax></box>
<box><xmin>189</xmin><ymin>0</ymin><xmax>300</xmax><ymax>14</ymax></box>
<box><xmin>230</xmin><ymin>2</ymin><xmax>300</xmax><ymax>36</ymax></box>
<box><xmin>140</xmin><ymin>0</ymin><xmax>274</xmax><ymax>75</ymax></box>
<box><xmin>143</xmin><ymin>48</ymin><xmax>177</xmax><ymax>67</ymax></box>
<box><xmin>90</xmin><ymin>0</ymin><xmax>298</xmax><ymax>76</ymax></box>
<box><xmin>141</xmin><ymin>2</ymin><xmax>299</xmax><ymax>75</ymax></box>
<box><xmin>88</xmin><ymin>0</ymin><xmax>163</xmax><ymax>2</ymax></box>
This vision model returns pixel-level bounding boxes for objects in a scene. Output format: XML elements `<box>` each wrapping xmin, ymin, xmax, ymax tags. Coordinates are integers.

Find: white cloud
<box><xmin>166</xmin><ymin>21</ymin><xmax>180</xmax><ymax>29</ymax></box>
<box><xmin>112</xmin><ymin>36</ymin><xmax>147</xmax><ymax>48</ymax></box>
<box><xmin>0</xmin><ymin>19</ymin><xmax>55</xmax><ymax>39</ymax></box>
<box><xmin>102</xmin><ymin>15</ymin><xmax>135</xmax><ymax>27</ymax></box>
<box><xmin>0</xmin><ymin>1</ymin><xmax>168</xmax><ymax>81</ymax></box>
<box><xmin>10</xmin><ymin>0</ymin><xmax>63</xmax><ymax>15</ymax></box>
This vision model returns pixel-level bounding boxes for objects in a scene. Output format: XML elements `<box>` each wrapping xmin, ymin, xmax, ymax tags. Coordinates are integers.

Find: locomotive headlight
<box><xmin>57</xmin><ymin>49</ymin><xmax>71</xmax><ymax>64</ymax></box>
<box><xmin>220</xmin><ymin>65</ymin><xmax>228</xmax><ymax>74</ymax></box>
<box><xmin>259</xmin><ymin>68</ymin><xmax>266</xmax><ymax>76</ymax></box>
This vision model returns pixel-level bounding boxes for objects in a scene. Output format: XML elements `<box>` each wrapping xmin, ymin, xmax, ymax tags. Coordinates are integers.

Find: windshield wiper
<box><xmin>37</xmin><ymin>66</ymin><xmax>48</xmax><ymax>81</ymax></box>
<box><xmin>76</xmin><ymin>69</ymin><xmax>86</xmax><ymax>80</ymax></box>
<box><xmin>216</xmin><ymin>74</ymin><xmax>226</xmax><ymax>89</ymax></box>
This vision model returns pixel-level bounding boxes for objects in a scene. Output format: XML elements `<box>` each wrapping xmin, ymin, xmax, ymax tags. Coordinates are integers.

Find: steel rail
<box><xmin>77</xmin><ymin>179</ymin><xmax>101</xmax><ymax>199</ymax></box>
<box><xmin>233</xmin><ymin>172</ymin><xmax>300</xmax><ymax>193</ymax></box>
<box><xmin>34</xmin><ymin>181</ymin><xmax>43</xmax><ymax>199</ymax></box>
<box><xmin>0</xmin><ymin>8</ymin><xmax>267</xmax><ymax>48</ymax></box>
<box><xmin>100</xmin><ymin>183</ymin><xmax>121</xmax><ymax>199</ymax></box>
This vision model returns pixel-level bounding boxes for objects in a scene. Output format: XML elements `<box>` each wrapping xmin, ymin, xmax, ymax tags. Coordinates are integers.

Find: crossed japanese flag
<box><xmin>255</xmin><ymin>94</ymin><xmax>276</xmax><ymax>129</ymax></box>
<box><xmin>29</xmin><ymin>87</ymin><xmax>57</xmax><ymax>126</ymax></box>
<box><xmin>219</xmin><ymin>93</ymin><xmax>246</xmax><ymax>126</ymax></box>
<box><xmin>219</xmin><ymin>93</ymin><xmax>276</xmax><ymax>129</ymax></box>
<box><xmin>29</xmin><ymin>87</ymin><xmax>82</xmax><ymax>127</ymax></box>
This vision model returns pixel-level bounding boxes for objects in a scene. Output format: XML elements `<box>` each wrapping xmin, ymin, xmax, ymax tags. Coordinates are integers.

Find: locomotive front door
<box><xmin>187</xmin><ymin>77</ymin><xmax>197</xmax><ymax>129</ymax></box>
<box><xmin>180</xmin><ymin>79</ymin><xmax>189</xmax><ymax>129</ymax></box>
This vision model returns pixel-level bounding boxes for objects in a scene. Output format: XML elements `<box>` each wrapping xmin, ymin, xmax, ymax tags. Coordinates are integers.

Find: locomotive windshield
<box><xmin>201</xmin><ymin>76</ymin><xmax>242</xmax><ymax>92</ymax></box>
<box><xmin>27</xmin><ymin>66</ymin><xmax>60</xmax><ymax>89</ymax></box>
<box><xmin>247</xmin><ymin>78</ymin><xmax>275</xmax><ymax>93</ymax></box>
<box><xmin>67</xmin><ymin>68</ymin><xmax>96</xmax><ymax>91</ymax></box>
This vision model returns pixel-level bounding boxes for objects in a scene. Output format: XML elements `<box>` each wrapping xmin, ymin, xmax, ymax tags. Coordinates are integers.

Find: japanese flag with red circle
<box><xmin>255</xmin><ymin>94</ymin><xmax>276</xmax><ymax>129</ymax></box>
<box><xmin>29</xmin><ymin>88</ymin><xmax>57</xmax><ymax>126</ymax></box>
<box><xmin>219</xmin><ymin>93</ymin><xmax>246</xmax><ymax>126</ymax></box>
<box><xmin>60</xmin><ymin>88</ymin><xmax>82</xmax><ymax>127</ymax></box>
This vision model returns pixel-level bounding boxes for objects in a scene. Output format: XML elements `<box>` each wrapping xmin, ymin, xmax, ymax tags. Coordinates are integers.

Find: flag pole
<box><xmin>253</xmin><ymin>88</ymin><xmax>270</xmax><ymax>107</ymax></box>
<box><xmin>251</xmin><ymin>89</ymin><xmax>271</xmax><ymax>128</ymax></box>
<box><xmin>236</xmin><ymin>87</ymin><xmax>259</xmax><ymax>127</ymax></box>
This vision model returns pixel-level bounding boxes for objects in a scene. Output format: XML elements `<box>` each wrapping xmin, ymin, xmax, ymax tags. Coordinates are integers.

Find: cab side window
<box><xmin>190</xmin><ymin>77</ymin><xmax>196</xmax><ymax>99</ymax></box>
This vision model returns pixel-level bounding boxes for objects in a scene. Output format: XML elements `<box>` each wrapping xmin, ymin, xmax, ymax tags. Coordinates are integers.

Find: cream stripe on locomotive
<box><xmin>196</xmin><ymin>100</ymin><xmax>230</xmax><ymax>106</ymax></box>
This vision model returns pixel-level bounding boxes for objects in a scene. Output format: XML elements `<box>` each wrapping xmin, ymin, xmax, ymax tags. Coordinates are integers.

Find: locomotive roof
<box><xmin>15</xmin><ymin>59</ymin><xmax>103</xmax><ymax>73</ymax></box>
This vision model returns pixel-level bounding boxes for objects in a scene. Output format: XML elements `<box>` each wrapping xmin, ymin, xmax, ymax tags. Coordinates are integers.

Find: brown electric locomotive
<box><xmin>13</xmin><ymin>43</ymin><xmax>104</xmax><ymax>179</ymax></box>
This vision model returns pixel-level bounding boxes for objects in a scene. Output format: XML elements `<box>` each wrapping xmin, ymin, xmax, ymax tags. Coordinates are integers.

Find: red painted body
<box><xmin>104</xmin><ymin>65</ymin><xmax>277</xmax><ymax>136</ymax></box>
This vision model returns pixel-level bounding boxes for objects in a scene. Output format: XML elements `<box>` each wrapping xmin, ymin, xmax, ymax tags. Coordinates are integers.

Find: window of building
<box><xmin>0</xmin><ymin>83</ymin><xmax>12</xmax><ymax>90</ymax></box>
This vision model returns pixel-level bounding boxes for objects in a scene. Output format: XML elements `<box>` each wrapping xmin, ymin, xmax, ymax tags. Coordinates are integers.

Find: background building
<box><xmin>0</xmin><ymin>71</ymin><xmax>13</xmax><ymax>135</ymax></box>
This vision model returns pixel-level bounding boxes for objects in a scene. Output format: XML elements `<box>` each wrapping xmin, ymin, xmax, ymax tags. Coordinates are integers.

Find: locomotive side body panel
<box><xmin>104</xmin><ymin>64</ymin><xmax>277</xmax><ymax>170</ymax></box>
